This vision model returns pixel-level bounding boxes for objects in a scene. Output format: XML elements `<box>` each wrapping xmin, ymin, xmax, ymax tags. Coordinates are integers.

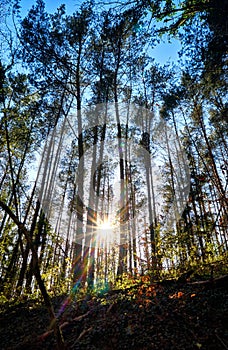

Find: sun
<box><xmin>96</xmin><ymin>218</ymin><xmax>116</xmax><ymax>243</ymax></box>
<box><xmin>99</xmin><ymin>220</ymin><xmax>112</xmax><ymax>230</ymax></box>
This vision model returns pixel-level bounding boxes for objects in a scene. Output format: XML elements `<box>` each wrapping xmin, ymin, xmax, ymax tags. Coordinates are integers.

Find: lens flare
<box><xmin>96</xmin><ymin>218</ymin><xmax>115</xmax><ymax>243</ymax></box>
<box><xmin>99</xmin><ymin>219</ymin><xmax>112</xmax><ymax>231</ymax></box>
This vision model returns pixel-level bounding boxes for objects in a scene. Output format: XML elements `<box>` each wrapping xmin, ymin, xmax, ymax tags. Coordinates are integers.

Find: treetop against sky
<box><xmin>18</xmin><ymin>0</ymin><xmax>181</xmax><ymax>65</ymax></box>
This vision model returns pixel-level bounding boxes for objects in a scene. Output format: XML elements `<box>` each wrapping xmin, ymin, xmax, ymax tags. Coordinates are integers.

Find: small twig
<box><xmin>72</xmin><ymin>311</ymin><xmax>90</xmax><ymax>322</ymax></box>
<box><xmin>107</xmin><ymin>303</ymin><xmax>115</xmax><ymax>314</ymax></box>
<box><xmin>39</xmin><ymin>310</ymin><xmax>91</xmax><ymax>341</ymax></box>
<box><xmin>215</xmin><ymin>333</ymin><xmax>228</xmax><ymax>350</ymax></box>
<box><xmin>77</xmin><ymin>327</ymin><xmax>93</xmax><ymax>341</ymax></box>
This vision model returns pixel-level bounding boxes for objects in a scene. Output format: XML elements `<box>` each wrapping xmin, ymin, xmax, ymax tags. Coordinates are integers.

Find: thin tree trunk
<box><xmin>0</xmin><ymin>200</ymin><xmax>65</xmax><ymax>349</ymax></box>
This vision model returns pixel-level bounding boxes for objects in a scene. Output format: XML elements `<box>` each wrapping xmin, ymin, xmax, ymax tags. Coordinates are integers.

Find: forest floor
<box><xmin>0</xmin><ymin>276</ymin><xmax>228</xmax><ymax>350</ymax></box>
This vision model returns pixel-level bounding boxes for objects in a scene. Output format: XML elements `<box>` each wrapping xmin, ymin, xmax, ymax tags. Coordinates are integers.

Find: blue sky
<box><xmin>20</xmin><ymin>0</ymin><xmax>77</xmax><ymax>15</ymax></box>
<box><xmin>19</xmin><ymin>0</ymin><xmax>181</xmax><ymax>65</ymax></box>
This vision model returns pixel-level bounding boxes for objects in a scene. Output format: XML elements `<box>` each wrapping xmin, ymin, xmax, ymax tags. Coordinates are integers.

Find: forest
<box><xmin>0</xmin><ymin>0</ymin><xmax>227</xmax><ymax>349</ymax></box>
